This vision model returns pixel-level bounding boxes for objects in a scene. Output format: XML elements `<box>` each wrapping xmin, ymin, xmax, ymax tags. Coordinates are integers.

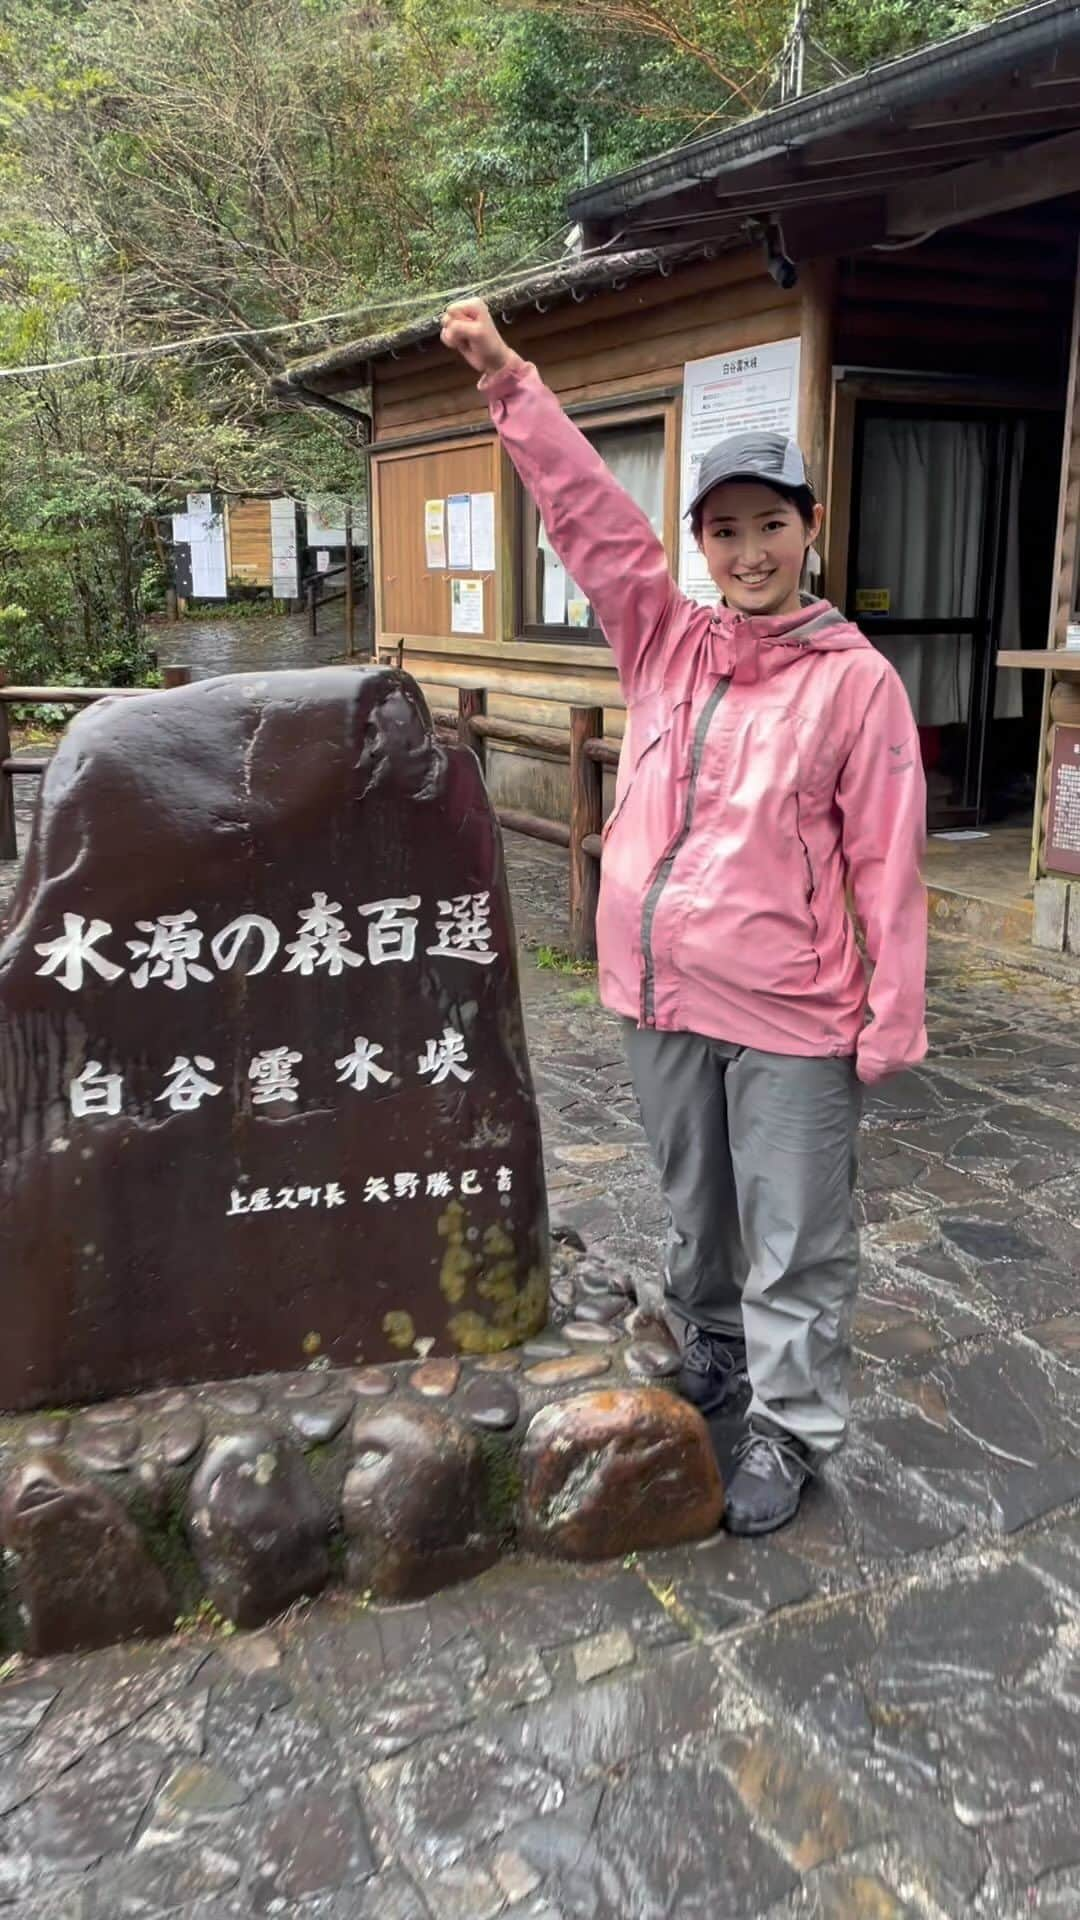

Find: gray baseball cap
<box><xmin>686</xmin><ymin>430</ymin><xmax>813</xmax><ymax>519</ymax></box>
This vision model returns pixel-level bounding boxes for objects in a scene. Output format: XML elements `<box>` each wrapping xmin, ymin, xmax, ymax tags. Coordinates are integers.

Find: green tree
<box><xmin>0</xmin><ymin>0</ymin><xmax>1024</xmax><ymax>688</ymax></box>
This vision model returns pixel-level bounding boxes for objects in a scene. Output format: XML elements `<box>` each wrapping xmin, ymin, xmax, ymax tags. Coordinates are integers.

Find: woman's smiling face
<box><xmin>696</xmin><ymin>480</ymin><xmax>824</xmax><ymax>617</ymax></box>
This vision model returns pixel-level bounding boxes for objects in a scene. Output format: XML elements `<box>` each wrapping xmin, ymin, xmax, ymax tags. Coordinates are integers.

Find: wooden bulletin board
<box><xmin>375</xmin><ymin>439</ymin><xmax>498</xmax><ymax>641</ymax></box>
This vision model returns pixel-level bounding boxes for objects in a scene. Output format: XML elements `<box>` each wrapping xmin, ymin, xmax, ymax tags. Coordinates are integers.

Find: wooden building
<box><xmin>277</xmin><ymin>0</ymin><xmax>1080</xmax><ymax>944</ymax></box>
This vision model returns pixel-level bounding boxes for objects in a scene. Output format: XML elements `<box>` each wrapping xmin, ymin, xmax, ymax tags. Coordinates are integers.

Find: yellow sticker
<box><xmin>855</xmin><ymin>588</ymin><xmax>891</xmax><ymax>614</ymax></box>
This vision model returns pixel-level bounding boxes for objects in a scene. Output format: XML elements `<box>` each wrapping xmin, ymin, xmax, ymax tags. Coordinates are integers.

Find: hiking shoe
<box><xmin>724</xmin><ymin>1418</ymin><xmax>812</xmax><ymax>1536</ymax></box>
<box><xmin>677</xmin><ymin>1328</ymin><xmax>750</xmax><ymax>1418</ymax></box>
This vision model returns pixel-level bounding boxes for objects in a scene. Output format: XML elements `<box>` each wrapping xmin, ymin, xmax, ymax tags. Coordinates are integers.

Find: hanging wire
<box><xmin>0</xmin><ymin>222</ymin><xmax>628</xmax><ymax>384</ymax></box>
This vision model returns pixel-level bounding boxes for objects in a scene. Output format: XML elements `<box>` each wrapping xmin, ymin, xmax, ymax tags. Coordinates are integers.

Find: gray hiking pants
<box><xmin>623</xmin><ymin>1023</ymin><xmax>862</xmax><ymax>1454</ymax></box>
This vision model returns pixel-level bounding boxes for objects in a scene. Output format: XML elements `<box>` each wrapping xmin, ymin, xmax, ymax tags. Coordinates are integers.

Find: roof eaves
<box><xmin>276</xmin><ymin>240</ymin><xmax>714</xmax><ymax>394</ymax></box>
<box><xmin>569</xmin><ymin>0</ymin><xmax>1080</xmax><ymax>222</ymax></box>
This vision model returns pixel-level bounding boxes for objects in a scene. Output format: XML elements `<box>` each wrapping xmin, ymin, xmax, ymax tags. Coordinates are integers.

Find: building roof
<box><xmin>571</xmin><ymin>0</ymin><xmax>1080</xmax><ymax>247</ymax></box>
<box><xmin>278</xmin><ymin>0</ymin><xmax>1080</xmax><ymax>402</ymax></box>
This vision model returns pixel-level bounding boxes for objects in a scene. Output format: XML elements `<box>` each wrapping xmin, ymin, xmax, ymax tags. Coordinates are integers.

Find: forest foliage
<box><xmin>0</xmin><ymin>0</ymin><xmax>1017</xmax><ymax>683</ymax></box>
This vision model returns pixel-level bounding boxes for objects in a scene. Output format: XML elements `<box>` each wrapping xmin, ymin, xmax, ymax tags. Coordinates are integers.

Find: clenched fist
<box><xmin>440</xmin><ymin>299</ymin><xmax>515</xmax><ymax>377</ymax></box>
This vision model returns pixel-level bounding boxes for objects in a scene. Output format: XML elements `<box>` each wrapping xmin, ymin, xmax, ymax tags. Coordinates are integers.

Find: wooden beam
<box><xmin>1033</xmin><ymin>238</ymin><xmax>1080</xmax><ymax>883</ymax></box>
<box><xmin>797</xmin><ymin>258</ymin><xmax>836</xmax><ymax>521</ymax></box>
<box><xmin>888</xmin><ymin>129</ymin><xmax>1080</xmax><ymax>238</ymax></box>
<box><xmin>824</xmin><ymin>381</ymin><xmax>856</xmax><ymax>611</ymax></box>
<box><xmin>1047</xmin><ymin>244</ymin><xmax>1080</xmax><ymax>655</ymax></box>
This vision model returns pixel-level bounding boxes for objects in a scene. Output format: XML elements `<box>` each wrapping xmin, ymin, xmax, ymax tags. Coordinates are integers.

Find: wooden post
<box><xmin>797</xmin><ymin>257</ymin><xmax>837</xmax><ymax>592</ymax></box>
<box><xmin>1033</xmin><ymin>237</ymin><xmax>1080</xmax><ymax>881</ymax></box>
<box><xmin>161</xmin><ymin>664</ymin><xmax>191</xmax><ymax>689</ymax></box>
<box><xmin>0</xmin><ymin>678</ymin><xmax>13</xmax><ymax>861</ymax></box>
<box><xmin>344</xmin><ymin>506</ymin><xmax>356</xmax><ymax>659</ymax></box>
<box><xmin>570</xmin><ymin>705</ymin><xmax>604</xmax><ymax>962</ymax></box>
<box><xmin>306</xmin><ymin>580</ymin><xmax>318</xmax><ymax>641</ymax></box>
<box><xmin>458</xmin><ymin>686</ymin><xmax>487</xmax><ymax>778</ymax></box>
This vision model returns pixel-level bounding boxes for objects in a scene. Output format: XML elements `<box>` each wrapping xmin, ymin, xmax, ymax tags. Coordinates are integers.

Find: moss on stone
<box><xmin>383</xmin><ymin>1310</ymin><xmax>415</xmax><ymax>1351</ymax></box>
<box><xmin>129</xmin><ymin>1478</ymin><xmax>201</xmax><ymax>1615</ymax></box>
<box><xmin>477</xmin><ymin>1432</ymin><xmax>523</xmax><ymax>1547</ymax></box>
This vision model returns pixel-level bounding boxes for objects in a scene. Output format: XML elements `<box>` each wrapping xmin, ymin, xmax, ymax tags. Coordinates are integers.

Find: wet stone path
<box><xmin>4</xmin><ymin>847</ymin><xmax>1080</xmax><ymax>1912</ymax></box>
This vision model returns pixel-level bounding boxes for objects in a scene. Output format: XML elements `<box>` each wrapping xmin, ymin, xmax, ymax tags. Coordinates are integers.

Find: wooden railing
<box><xmin>432</xmin><ymin>684</ymin><xmax>616</xmax><ymax>961</ymax></box>
<box><xmin>306</xmin><ymin>555</ymin><xmax>367</xmax><ymax>652</ymax></box>
<box><xmin>0</xmin><ymin>666</ymin><xmax>191</xmax><ymax>862</ymax></box>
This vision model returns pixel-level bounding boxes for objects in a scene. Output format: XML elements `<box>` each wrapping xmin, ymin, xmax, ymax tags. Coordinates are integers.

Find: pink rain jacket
<box><xmin>483</xmin><ymin>358</ymin><xmax>928</xmax><ymax>1085</ymax></box>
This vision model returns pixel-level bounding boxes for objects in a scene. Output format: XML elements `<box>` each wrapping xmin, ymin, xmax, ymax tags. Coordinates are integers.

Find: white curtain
<box><xmin>856</xmin><ymin>418</ymin><xmax>1024</xmax><ymax>726</ymax></box>
<box><xmin>537</xmin><ymin>421</ymin><xmax>664</xmax><ymax>626</ymax></box>
<box><xmin>993</xmin><ymin>426</ymin><xmax>1025</xmax><ymax>721</ymax></box>
<box><xmin>598</xmin><ymin>429</ymin><xmax>664</xmax><ymax>538</ymax></box>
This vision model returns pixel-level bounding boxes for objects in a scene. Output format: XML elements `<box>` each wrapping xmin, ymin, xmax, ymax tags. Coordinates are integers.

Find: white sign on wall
<box><xmin>172</xmin><ymin>493</ymin><xmax>228</xmax><ymax>600</ymax></box>
<box><xmin>678</xmin><ymin>338</ymin><xmax>801</xmax><ymax>606</ymax></box>
<box><xmin>270</xmin><ymin>497</ymin><xmax>300</xmax><ymax>600</ymax></box>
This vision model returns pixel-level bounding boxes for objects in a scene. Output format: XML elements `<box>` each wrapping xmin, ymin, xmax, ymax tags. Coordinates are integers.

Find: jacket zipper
<box><xmin>794</xmin><ymin>794</ymin><xmax>823</xmax><ymax>985</ymax></box>
<box><xmin>639</xmin><ymin>675</ymin><xmax>732</xmax><ymax>1026</ymax></box>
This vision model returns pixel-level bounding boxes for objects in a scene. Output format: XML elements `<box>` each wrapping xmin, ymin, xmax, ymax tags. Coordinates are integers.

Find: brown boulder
<box><xmin>186</xmin><ymin>1424</ymin><xmax>329</xmax><ymax>1628</ymax></box>
<box><xmin>0</xmin><ymin>1454</ymin><xmax>174</xmax><ymax>1654</ymax></box>
<box><xmin>519</xmin><ymin>1387</ymin><xmax>724</xmax><ymax>1559</ymax></box>
<box><xmin>344</xmin><ymin>1403</ymin><xmax>497</xmax><ymax>1600</ymax></box>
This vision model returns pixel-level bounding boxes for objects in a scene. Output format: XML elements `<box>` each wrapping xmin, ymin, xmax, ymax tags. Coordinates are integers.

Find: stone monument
<box><xmin>0</xmin><ymin>666</ymin><xmax>549</xmax><ymax>1410</ymax></box>
<box><xmin>0</xmin><ymin>666</ymin><xmax>724</xmax><ymax>1658</ymax></box>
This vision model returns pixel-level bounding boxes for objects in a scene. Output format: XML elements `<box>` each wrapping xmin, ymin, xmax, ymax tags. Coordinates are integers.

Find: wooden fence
<box><xmin>432</xmin><ymin>685</ymin><xmax>614</xmax><ymax>961</ymax></box>
<box><xmin>306</xmin><ymin>554</ymin><xmax>367</xmax><ymax>654</ymax></box>
<box><xmin>1</xmin><ymin>667</ymin><xmax>610</xmax><ymax>958</ymax></box>
<box><xmin>0</xmin><ymin>666</ymin><xmax>191</xmax><ymax>864</ymax></box>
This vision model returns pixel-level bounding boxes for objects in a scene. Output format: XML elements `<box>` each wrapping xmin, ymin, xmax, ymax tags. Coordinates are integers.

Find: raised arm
<box><xmin>441</xmin><ymin>300</ymin><xmax>685</xmax><ymax>698</ymax></box>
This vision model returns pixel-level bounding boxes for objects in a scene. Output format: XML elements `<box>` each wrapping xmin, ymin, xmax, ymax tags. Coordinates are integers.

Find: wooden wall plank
<box><xmin>376</xmin><ymin>299</ymin><xmax>798</xmax><ymax>439</ymax></box>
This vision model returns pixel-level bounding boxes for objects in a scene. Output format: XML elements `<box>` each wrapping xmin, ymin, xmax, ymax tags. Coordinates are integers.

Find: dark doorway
<box><xmin>847</xmin><ymin>401</ymin><xmax>1058</xmax><ymax>828</ymax></box>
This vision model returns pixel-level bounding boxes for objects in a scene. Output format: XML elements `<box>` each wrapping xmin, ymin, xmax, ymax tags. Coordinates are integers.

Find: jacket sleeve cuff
<box><xmin>855</xmin><ymin>1052</ymin><xmax>892</xmax><ymax>1087</ymax></box>
<box><xmin>478</xmin><ymin>353</ymin><xmax>529</xmax><ymax>398</ymax></box>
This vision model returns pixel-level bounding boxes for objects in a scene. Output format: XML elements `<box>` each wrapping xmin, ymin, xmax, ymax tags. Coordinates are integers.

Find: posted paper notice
<box><xmin>451</xmin><ymin>578</ymin><xmax>484</xmax><ymax>635</ymax></box>
<box><xmin>470</xmin><ymin>492</ymin><xmax>496</xmax><ymax>572</ymax></box>
<box><xmin>542</xmin><ymin>554</ymin><xmax>567</xmax><ymax>625</ymax></box>
<box><xmin>448</xmin><ymin>493</ymin><xmax>472</xmax><ymax>570</ymax></box>
<box><xmin>425</xmin><ymin>499</ymin><xmax>446</xmax><ymax>570</ymax></box>
<box><xmin>678</xmin><ymin>338</ymin><xmax>801</xmax><ymax>605</ymax></box>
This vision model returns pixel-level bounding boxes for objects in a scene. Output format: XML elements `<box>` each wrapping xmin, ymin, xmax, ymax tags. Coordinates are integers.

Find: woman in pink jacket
<box><xmin>442</xmin><ymin>299</ymin><xmax>927</xmax><ymax>1537</ymax></box>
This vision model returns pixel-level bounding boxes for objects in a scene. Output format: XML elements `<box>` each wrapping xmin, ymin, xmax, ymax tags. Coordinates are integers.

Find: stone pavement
<box><xmin>3</xmin><ymin>838</ymin><xmax>1080</xmax><ymax>1915</ymax></box>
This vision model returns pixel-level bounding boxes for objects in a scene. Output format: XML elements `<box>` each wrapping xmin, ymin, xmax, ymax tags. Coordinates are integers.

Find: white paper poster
<box><xmin>316</xmin><ymin>549</ymin><xmax>330</xmax><ymax>573</ymax></box>
<box><xmin>425</xmin><ymin>499</ymin><xmax>446</xmax><ymax>570</ymax></box>
<box><xmin>451</xmin><ymin>578</ymin><xmax>485</xmax><ymax>635</ymax></box>
<box><xmin>542</xmin><ymin>554</ymin><xmax>567</xmax><ymax>625</ymax></box>
<box><xmin>678</xmin><ymin>338</ymin><xmax>801</xmax><ymax>605</ymax></box>
<box><xmin>447</xmin><ymin>493</ymin><xmax>472</xmax><ymax>570</ymax></box>
<box><xmin>469</xmin><ymin>492</ymin><xmax>496</xmax><ymax>572</ymax></box>
<box><xmin>184</xmin><ymin>492</ymin><xmax>228</xmax><ymax>600</ymax></box>
<box><xmin>270</xmin><ymin>496</ymin><xmax>300</xmax><ymax>600</ymax></box>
